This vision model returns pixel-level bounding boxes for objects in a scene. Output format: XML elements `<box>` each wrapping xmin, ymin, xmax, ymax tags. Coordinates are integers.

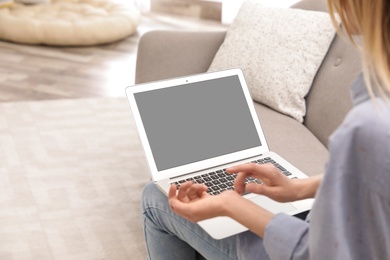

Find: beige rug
<box><xmin>0</xmin><ymin>97</ymin><xmax>148</xmax><ymax>259</ymax></box>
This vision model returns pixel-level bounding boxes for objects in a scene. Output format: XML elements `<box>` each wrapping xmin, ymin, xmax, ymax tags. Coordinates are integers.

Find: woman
<box><xmin>141</xmin><ymin>0</ymin><xmax>390</xmax><ymax>259</ymax></box>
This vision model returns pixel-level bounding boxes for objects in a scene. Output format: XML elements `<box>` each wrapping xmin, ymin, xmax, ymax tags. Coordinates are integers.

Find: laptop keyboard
<box><xmin>172</xmin><ymin>157</ymin><xmax>294</xmax><ymax>196</ymax></box>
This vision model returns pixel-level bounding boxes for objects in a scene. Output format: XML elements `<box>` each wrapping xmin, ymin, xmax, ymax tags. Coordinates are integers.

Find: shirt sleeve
<box><xmin>263</xmin><ymin>213</ymin><xmax>309</xmax><ymax>260</ymax></box>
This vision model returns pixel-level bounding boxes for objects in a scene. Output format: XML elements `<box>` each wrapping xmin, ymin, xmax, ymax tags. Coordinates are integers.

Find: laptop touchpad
<box><xmin>249</xmin><ymin>195</ymin><xmax>296</xmax><ymax>214</ymax></box>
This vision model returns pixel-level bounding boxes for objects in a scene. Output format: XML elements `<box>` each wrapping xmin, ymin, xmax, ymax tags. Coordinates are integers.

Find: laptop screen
<box><xmin>134</xmin><ymin>75</ymin><xmax>262</xmax><ymax>171</ymax></box>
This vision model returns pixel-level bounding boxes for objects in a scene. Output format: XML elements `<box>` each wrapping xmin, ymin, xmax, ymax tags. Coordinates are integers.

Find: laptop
<box><xmin>125</xmin><ymin>68</ymin><xmax>314</xmax><ymax>239</ymax></box>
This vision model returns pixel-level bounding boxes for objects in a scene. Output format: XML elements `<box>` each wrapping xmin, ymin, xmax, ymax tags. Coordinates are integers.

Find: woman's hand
<box><xmin>168</xmin><ymin>182</ymin><xmax>240</xmax><ymax>222</ymax></box>
<box><xmin>168</xmin><ymin>181</ymin><xmax>274</xmax><ymax>238</ymax></box>
<box><xmin>226</xmin><ymin>163</ymin><xmax>322</xmax><ymax>202</ymax></box>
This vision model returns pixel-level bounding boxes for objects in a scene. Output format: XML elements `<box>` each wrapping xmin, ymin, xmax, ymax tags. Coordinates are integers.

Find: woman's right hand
<box><xmin>226</xmin><ymin>163</ymin><xmax>321</xmax><ymax>202</ymax></box>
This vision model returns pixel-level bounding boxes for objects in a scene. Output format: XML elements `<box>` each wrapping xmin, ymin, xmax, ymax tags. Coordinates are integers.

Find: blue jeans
<box><xmin>141</xmin><ymin>182</ymin><xmax>270</xmax><ymax>260</ymax></box>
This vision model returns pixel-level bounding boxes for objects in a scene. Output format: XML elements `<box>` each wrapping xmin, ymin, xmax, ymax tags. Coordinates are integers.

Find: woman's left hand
<box><xmin>168</xmin><ymin>181</ymin><xmax>274</xmax><ymax>237</ymax></box>
<box><xmin>168</xmin><ymin>182</ymin><xmax>240</xmax><ymax>222</ymax></box>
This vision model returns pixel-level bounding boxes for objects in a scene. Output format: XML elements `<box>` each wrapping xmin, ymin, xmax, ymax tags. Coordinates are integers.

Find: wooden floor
<box><xmin>0</xmin><ymin>12</ymin><xmax>226</xmax><ymax>102</ymax></box>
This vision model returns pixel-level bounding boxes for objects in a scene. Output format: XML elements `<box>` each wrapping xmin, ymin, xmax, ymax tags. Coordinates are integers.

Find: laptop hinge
<box><xmin>169</xmin><ymin>154</ymin><xmax>263</xmax><ymax>180</ymax></box>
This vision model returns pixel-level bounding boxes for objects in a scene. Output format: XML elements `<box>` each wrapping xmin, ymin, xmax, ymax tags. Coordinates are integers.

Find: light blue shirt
<box><xmin>263</xmin><ymin>74</ymin><xmax>390</xmax><ymax>259</ymax></box>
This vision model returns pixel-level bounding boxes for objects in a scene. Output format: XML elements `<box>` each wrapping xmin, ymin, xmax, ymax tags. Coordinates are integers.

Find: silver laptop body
<box><xmin>126</xmin><ymin>68</ymin><xmax>313</xmax><ymax>239</ymax></box>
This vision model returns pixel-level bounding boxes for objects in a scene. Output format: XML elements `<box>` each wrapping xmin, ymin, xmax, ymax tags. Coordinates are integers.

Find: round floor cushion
<box><xmin>0</xmin><ymin>0</ymin><xmax>141</xmax><ymax>46</ymax></box>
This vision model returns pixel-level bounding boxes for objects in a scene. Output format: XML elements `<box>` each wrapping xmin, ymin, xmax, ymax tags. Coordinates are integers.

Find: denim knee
<box><xmin>141</xmin><ymin>182</ymin><xmax>168</xmax><ymax>214</ymax></box>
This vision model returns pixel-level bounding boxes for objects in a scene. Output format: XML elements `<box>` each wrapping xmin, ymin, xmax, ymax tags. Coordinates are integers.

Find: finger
<box><xmin>169</xmin><ymin>196</ymin><xmax>189</xmax><ymax>217</ymax></box>
<box><xmin>177</xmin><ymin>182</ymin><xmax>192</xmax><ymax>200</ymax></box>
<box><xmin>234</xmin><ymin>172</ymin><xmax>249</xmax><ymax>195</ymax></box>
<box><xmin>196</xmin><ymin>184</ymin><xmax>208</xmax><ymax>196</ymax></box>
<box><xmin>228</xmin><ymin>163</ymin><xmax>277</xmax><ymax>180</ymax></box>
<box><xmin>245</xmin><ymin>183</ymin><xmax>287</xmax><ymax>202</ymax></box>
<box><xmin>246</xmin><ymin>182</ymin><xmax>269</xmax><ymax>195</ymax></box>
<box><xmin>226</xmin><ymin>163</ymin><xmax>257</xmax><ymax>174</ymax></box>
<box><xmin>187</xmin><ymin>184</ymin><xmax>207</xmax><ymax>200</ymax></box>
<box><xmin>245</xmin><ymin>183</ymin><xmax>276</xmax><ymax>199</ymax></box>
<box><xmin>168</xmin><ymin>185</ymin><xmax>180</xmax><ymax>212</ymax></box>
<box><xmin>168</xmin><ymin>184</ymin><xmax>177</xmax><ymax>199</ymax></box>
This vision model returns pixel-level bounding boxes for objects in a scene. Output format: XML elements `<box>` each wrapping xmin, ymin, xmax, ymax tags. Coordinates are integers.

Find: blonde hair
<box><xmin>327</xmin><ymin>0</ymin><xmax>390</xmax><ymax>99</ymax></box>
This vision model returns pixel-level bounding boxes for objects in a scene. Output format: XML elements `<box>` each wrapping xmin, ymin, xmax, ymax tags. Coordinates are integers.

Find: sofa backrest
<box><xmin>293</xmin><ymin>0</ymin><xmax>362</xmax><ymax>147</ymax></box>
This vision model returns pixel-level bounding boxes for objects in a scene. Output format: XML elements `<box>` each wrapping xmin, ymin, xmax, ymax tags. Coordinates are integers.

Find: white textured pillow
<box><xmin>208</xmin><ymin>0</ymin><xmax>337</xmax><ymax>122</ymax></box>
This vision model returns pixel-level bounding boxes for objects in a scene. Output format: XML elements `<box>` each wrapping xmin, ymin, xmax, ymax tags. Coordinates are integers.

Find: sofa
<box><xmin>135</xmin><ymin>0</ymin><xmax>361</xmax><ymax>181</ymax></box>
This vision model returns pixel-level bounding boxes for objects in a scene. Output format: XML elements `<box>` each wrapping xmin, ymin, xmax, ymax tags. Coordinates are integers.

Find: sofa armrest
<box><xmin>135</xmin><ymin>30</ymin><xmax>227</xmax><ymax>84</ymax></box>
